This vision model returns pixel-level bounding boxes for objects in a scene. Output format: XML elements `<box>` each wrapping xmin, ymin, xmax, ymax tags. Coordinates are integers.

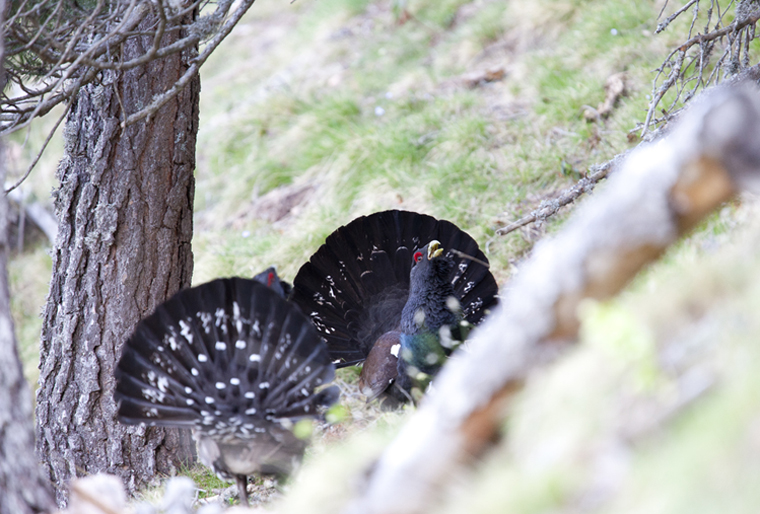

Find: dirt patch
<box><xmin>231</xmin><ymin>179</ymin><xmax>319</xmax><ymax>229</ymax></box>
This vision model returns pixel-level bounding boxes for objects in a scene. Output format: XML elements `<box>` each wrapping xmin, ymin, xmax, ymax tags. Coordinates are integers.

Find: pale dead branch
<box><xmin>583</xmin><ymin>72</ymin><xmax>627</xmax><ymax>120</ymax></box>
<box><xmin>342</xmin><ymin>83</ymin><xmax>760</xmax><ymax>514</ymax></box>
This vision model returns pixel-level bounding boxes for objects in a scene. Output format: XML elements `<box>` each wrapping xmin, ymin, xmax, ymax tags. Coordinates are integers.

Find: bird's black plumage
<box><xmin>114</xmin><ymin>276</ymin><xmax>338</xmax><ymax>505</ymax></box>
<box><xmin>253</xmin><ymin>266</ymin><xmax>292</xmax><ymax>298</ymax></box>
<box><xmin>290</xmin><ymin>210</ymin><xmax>498</xmax><ymax>400</ymax></box>
<box><xmin>397</xmin><ymin>240</ymin><xmax>459</xmax><ymax>374</ymax></box>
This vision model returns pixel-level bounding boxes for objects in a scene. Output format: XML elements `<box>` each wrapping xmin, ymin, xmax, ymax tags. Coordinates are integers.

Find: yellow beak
<box><xmin>427</xmin><ymin>240</ymin><xmax>443</xmax><ymax>259</ymax></box>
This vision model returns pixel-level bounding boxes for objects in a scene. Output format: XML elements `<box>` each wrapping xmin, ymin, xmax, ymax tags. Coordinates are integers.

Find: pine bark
<box><xmin>35</xmin><ymin>14</ymin><xmax>200</xmax><ymax>505</ymax></box>
<box><xmin>0</xmin><ymin>4</ymin><xmax>56</xmax><ymax>508</ymax></box>
<box><xmin>0</xmin><ymin>11</ymin><xmax>57</xmax><ymax>509</ymax></box>
<box><xmin>0</xmin><ymin>156</ymin><xmax>57</xmax><ymax>514</ymax></box>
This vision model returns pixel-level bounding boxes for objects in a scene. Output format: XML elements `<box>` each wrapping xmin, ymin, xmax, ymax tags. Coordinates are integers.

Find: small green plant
<box><xmin>180</xmin><ymin>464</ymin><xmax>229</xmax><ymax>499</ymax></box>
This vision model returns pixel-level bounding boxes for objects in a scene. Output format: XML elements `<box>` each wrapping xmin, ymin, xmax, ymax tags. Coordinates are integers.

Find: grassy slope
<box><xmin>9</xmin><ymin>0</ymin><xmax>760</xmax><ymax>511</ymax></box>
<box><xmin>192</xmin><ymin>0</ymin><xmax>671</xmax><ymax>284</ymax></box>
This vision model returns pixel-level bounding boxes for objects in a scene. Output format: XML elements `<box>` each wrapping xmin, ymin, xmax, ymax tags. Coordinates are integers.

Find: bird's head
<box><xmin>402</xmin><ymin>240</ymin><xmax>458</xmax><ymax>335</ymax></box>
<box><xmin>409</xmin><ymin>240</ymin><xmax>454</xmax><ymax>286</ymax></box>
<box><xmin>253</xmin><ymin>266</ymin><xmax>292</xmax><ymax>298</ymax></box>
<box><xmin>414</xmin><ymin>239</ymin><xmax>443</xmax><ymax>262</ymax></box>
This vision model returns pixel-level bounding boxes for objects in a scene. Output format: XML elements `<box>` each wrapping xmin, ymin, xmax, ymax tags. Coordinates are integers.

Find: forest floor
<box><xmin>8</xmin><ymin>0</ymin><xmax>760</xmax><ymax>512</ymax></box>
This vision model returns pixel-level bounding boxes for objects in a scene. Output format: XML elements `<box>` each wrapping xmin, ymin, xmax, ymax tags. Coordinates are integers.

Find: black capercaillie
<box><xmin>290</xmin><ymin>210</ymin><xmax>498</xmax><ymax>403</ymax></box>
<box><xmin>114</xmin><ymin>274</ymin><xmax>338</xmax><ymax>505</ymax></box>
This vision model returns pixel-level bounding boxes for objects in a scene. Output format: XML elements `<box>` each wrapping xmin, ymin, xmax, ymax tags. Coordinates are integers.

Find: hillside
<box><xmin>8</xmin><ymin>0</ymin><xmax>760</xmax><ymax>512</ymax></box>
<box><xmin>191</xmin><ymin>0</ymin><xmax>665</xmax><ymax>283</ymax></box>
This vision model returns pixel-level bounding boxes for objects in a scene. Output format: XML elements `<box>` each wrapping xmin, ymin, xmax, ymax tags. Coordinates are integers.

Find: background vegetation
<box><xmin>7</xmin><ymin>0</ymin><xmax>760</xmax><ymax>510</ymax></box>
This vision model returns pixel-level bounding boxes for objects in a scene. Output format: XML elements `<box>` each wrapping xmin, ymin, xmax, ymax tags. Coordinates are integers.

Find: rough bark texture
<box><xmin>343</xmin><ymin>83</ymin><xmax>760</xmax><ymax>514</ymax></box>
<box><xmin>0</xmin><ymin>6</ymin><xmax>57</xmax><ymax>509</ymax></box>
<box><xmin>0</xmin><ymin>164</ymin><xmax>57</xmax><ymax>514</ymax></box>
<box><xmin>35</xmin><ymin>13</ymin><xmax>200</xmax><ymax>505</ymax></box>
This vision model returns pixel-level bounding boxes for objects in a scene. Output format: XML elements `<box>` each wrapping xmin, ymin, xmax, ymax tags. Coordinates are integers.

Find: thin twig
<box><xmin>1</xmin><ymin>0</ymin><xmax>261</xmax><ymax>182</ymax></box>
<box><xmin>0</xmin><ymin>0</ymin><xmax>250</xmax><ymax>134</ymax></box>
<box><xmin>123</xmin><ymin>0</ymin><xmax>257</xmax><ymax>127</ymax></box>
<box><xmin>656</xmin><ymin>0</ymin><xmax>698</xmax><ymax>34</ymax></box>
<box><xmin>449</xmin><ymin>249</ymin><xmax>490</xmax><ymax>268</ymax></box>
<box><xmin>5</xmin><ymin>98</ymin><xmax>72</xmax><ymax>193</ymax></box>
<box><xmin>677</xmin><ymin>9</ymin><xmax>760</xmax><ymax>53</ymax></box>
<box><xmin>642</xmin><ymin>2</ymin><xmax>760</xmax><ymax>137</ymax></box>
<box><xmin>493</xmin><ymin>154</ymin><xmax>623</xmax><ymax>239</ymax></box>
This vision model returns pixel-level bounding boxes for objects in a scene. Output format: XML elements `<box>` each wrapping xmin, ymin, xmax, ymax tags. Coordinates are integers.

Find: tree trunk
<box><xmin>35</xmin><ymin>13</ymin><xmax>200</xmax><ymax>505</ymax></box>
<box><xmin>0</xmin><ymin>2</ymin><xmax>57</xmax><ymax>508</ymax></box>
<box><xmin>0</xmin><ymin>150</ymin><xmax>57</xmax><ymax>514</ymax></box>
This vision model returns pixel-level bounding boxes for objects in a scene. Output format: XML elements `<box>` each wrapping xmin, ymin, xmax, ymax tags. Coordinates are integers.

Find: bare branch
<box><xmin>1</xmin><ymin>0</ymin><xmax>260</xmax><ymax>187</ymax></box>
<box><xmin>124</xmin><ymin>0</ymin><xmax>257</xmax><ymax>127</ymax></box>
<box><xmin>677</xmin><ymin>9</ymin><xmax>760</xmax><ymax>52</ymax></box>
<box><xmin>493</xmin><ymin>153</ymin><xmax>625</xmax><ymax>239</ymax></box>
<box><xmin>5</xmin><ymin>97</ymin><xmax>71</xmax><ymax>194</ymax></box>
<box><xmin>641</xmin><ymin>1</ymin><xmax>760</xmax><ymax>137</ymax></box>
<box><xmin>656</xmin><ymin>0</ymin><xmax>698</xmax><ymax>34</ymax></box>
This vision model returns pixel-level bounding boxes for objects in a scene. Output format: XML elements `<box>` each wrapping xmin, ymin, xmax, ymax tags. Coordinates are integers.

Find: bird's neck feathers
<box><xmin>401</xmin><ymin>255</ymin><xmax>456</xmax><ymax>335</ymax></box>
<box><xmin>399</xmin><ymin>331</ymin><xmax>448</xmax><ymax>375</ymax></box>
<box><xmin>398</xmin><ymin>254</ymin><xmax>460</xmax><ymax>375</ymax></box>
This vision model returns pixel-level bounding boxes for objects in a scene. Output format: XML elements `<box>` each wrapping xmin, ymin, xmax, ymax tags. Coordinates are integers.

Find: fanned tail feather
<box><xmin>291</xmin><ymin>210</ymin><xmax>499</xmax><ymax>366</ymax></box>
<box><xmin>115</xmin><ymin>278</ymin><xmax>338</xmax><ymax>433</ymax></box>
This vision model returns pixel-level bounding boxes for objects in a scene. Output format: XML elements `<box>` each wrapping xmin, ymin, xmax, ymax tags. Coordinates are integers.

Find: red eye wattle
<box><xmin>413</xmin><ymin>251</ymin><xmax>423</xmax><ymax>263</ymax></box>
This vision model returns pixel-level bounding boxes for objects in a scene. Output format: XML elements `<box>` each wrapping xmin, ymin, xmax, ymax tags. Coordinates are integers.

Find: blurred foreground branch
<box><xmin>343</xmin><ymin>83</ymin><xmax>760</xmax><ymax>514</ymax></box>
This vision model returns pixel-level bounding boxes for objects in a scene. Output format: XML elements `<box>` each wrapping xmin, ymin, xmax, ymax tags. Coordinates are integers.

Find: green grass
<box><xmin>194</xmin><ymin>0</ymin><xmax>688</xmax><ymax>288</ymax></box>
<box><xmin>411</xmin><ymin>0</ymin><xmax>474</xmax><ymax>29</ymax></box>
<box><xmin>180</xmin><ymin>464</ymin><xmax>230</xmax><ymax>500</ymax></box>
<box><xmin>468</xmin><ymin>2</ymin><xmax>508</xmax><ymax>48</ymax></box>
<box><xmin>9</xmin><ymin>246</ymin><xmax>51</xmax><ymax>386</ymax></box>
